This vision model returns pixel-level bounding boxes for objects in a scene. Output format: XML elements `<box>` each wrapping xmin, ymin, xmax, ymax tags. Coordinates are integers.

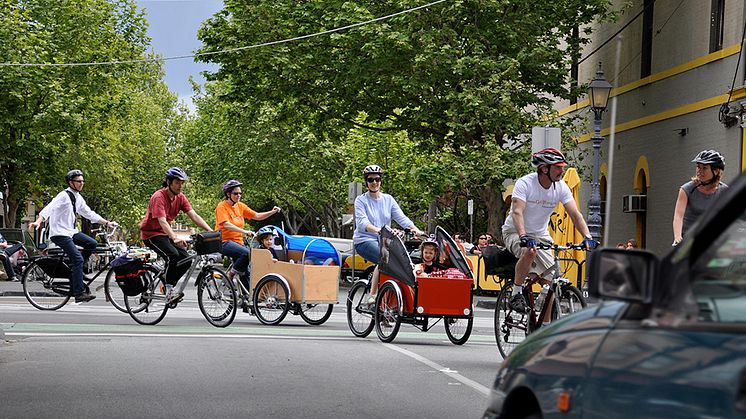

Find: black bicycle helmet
<box><xmin>362</xmin><ymin>164</ymin><xmax>383</xmax><ymax>179</ymax></box>
<box><xmin>65</xmin><ymin>169</ymin><xmax>84</xmax><ymax>183</ymax></box>
<box><xmin>165</xmin><ymin>167</ymin><xmax>188</xmax><ymax>181</ymax></box>
<box><xmin>222</xmin><ymin>179</ymin><xmax>243</xmax><ymax>194</ymax></box>
<box><xmin>692</xmin><ymin>149</ymin><xmax>725</xmax><ymax>170</ymax></box>
<box><xmin>531</xmin><ymin>148</ymin><xmax>567</xmax><ymax>168</ymax></box>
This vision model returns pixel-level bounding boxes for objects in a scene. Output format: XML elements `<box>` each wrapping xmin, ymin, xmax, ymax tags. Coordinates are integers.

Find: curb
<box><xmin>476</xmin><ymin>299</ymin><xmax>496</xmax><ymax>310</ymax></box>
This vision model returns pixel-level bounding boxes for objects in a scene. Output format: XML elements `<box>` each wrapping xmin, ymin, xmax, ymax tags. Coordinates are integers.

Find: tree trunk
<box><xmin>480</xmin><ymin>185</ymin><xmax>506</xmax><ymax>242</ymax></box>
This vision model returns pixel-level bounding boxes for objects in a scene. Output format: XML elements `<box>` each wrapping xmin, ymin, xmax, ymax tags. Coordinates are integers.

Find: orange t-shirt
<box><xmin>215</xmin><ymin>200</ymin><xmax>257</xmax><ymax>244</ymax></box>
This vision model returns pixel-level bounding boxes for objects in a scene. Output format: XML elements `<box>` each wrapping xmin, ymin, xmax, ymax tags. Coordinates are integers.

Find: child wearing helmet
<box><xmin>215</xmin><ymin>180</ymin><xmax>281</xmax><ymax>279</ymax></box>
<box><xmin>414</xmin><ymin>236</ymin><xmax>442</xmax><ymax>276</ymax></box>
<box><xmin>255</xmin><ymin>226</ymin><xmax>278</xmax><ymax>259</ymax></box>
<box><xmin>672</xmin><ymin>150</ymin><xmax>728</xmax><ymax>246</ymax></box>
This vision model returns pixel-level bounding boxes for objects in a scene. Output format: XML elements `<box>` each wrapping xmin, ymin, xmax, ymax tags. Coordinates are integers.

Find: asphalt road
<box><xmin>0</xmin><ymin>282</ymin><xmax>501</xmax><ymax>418</ymax></box>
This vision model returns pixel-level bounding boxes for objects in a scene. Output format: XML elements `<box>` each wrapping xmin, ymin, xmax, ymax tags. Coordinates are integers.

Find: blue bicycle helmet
<box><xmin>256</xmin><ymin>226</ymin><xmax>275</xmax><ymax>241</ymax></box>
<box><xmin>165</xmin><ymin>167</ymin><xmax>188</xmax><ymax>181</ymax></box>
<box><xmin>222</xmin><ymin>179</ymin><xmax>243</xmax><ymax>194</ymax></box>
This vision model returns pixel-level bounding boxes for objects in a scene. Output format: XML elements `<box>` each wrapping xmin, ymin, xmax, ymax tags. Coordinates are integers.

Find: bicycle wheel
<box><xmin>103</xmin><ymin>269</ymin><xmax>127</xmax><ymax>313</ymax></box>
<box><xmin>124</xmin><ymin>269</ymin><xmax>168</xmax><ymax>325</ymax></box>
<box><xmin>22</xmin><ymin>260</ymin><xmax>71</xmax><ymax>310</ymax></box>
<box><xmin>253</xmin><ymin>275</ymin><xmax>290</xmax><ymax>325</ymax></box>
<box><xmin>556</xmin><ymin>284</ymin><xmax>587</xmax><ymax>318</ymax></box>
<box><xmin>346</xmin><ymin>280</ymin><xmax>374</xmax><ymax>337</ymax></box>
<box><xmin>375</xmin><ymin>282</ymin><xmax>401</xmax><ymax>343</ymax></box>
<box><xmin>444</xmin><ymin>313</ymin><xmax>473</xmax><ymax>345</ymax></box>
<box><xmin>197</xmin><ymin>267</ymin><xmax>237</xmax><ymax>328</ymax></box>
<box><xmin>298</xmin><ymin>303</ymin><xmax>334</xmax><ymax>325</ymax></box>
<box><xmin>494</xmin><ymin>281</ymin><xmax>530</xmax><ymax>358</ymax></box>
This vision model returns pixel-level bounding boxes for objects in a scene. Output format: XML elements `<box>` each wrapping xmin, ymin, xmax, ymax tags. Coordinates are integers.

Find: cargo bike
<box><xmin>225</xmin><ymin>226</ymin><xmax>341</xmax><ymax>326</ymax></box>
<box><xmin>346</xmin><ymin>226</ymin><xmax>475</xmax><ymax>345</ymax></box>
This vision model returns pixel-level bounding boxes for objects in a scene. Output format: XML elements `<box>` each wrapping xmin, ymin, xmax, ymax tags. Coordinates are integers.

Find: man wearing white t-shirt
<box><xmin>502</xmin><ymin>148</ymin><xmax>596</xmax><ymax>317</ymax></box>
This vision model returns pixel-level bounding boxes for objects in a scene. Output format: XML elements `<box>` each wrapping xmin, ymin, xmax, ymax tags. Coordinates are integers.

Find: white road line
<box><xmin>382</xmin><ymin>343</ymin><xmax>490</xmax><ymax>397</ymax></box>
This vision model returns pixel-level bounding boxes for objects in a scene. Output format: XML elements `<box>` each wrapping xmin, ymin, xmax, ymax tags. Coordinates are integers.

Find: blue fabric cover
<box><xmin>270</xmin><ymin>226</ymin><xmax>341</xmax><ymax>265</ymax></box>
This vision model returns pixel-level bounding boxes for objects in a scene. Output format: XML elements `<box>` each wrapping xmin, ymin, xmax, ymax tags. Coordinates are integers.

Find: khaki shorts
<box><xmin>502</xmin><ymin>229</ymin><xmax>556</xmax><ymax>278</ymax></box>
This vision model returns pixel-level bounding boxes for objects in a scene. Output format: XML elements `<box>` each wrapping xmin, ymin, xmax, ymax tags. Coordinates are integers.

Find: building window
<box><xmin>709</xmin><ymin>0</ymin><xmax>725</xmax><ymax>53</ymax></box>
<box><xmin>641</xmin><ymin>0</ymin><xmax>654</xmax><ymax>78</ymax></box>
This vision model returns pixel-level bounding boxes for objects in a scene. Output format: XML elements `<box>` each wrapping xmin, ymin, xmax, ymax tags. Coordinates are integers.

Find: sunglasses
<box><xmin>479</xmin><ymin>236</ymin><xmax>487</xmax><ymax>240</ymax></box>
<box><xmin>231</xmin><ymin>192</ymin><xmax>242</xmax><ymax>196</ymax></box>
<box><xmin>366</xmin><ymin>177</ymin><xmax>381</xmax><ymax>183</ymax></box>
<box><xmin>72</xmin><ymin>180</ymin><xmax>85</xmax><ymax>184</ymax></box>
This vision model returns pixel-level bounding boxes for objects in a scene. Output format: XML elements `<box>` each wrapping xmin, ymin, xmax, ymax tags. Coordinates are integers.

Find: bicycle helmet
<box><xmin>222</xmin><ymin>179</ymin><xmax>243</xmax><ymax>194</ymax></box>
<box><xmin>532</xmin><ymin>148</ymin><xmax>568</xmax><ymax>168</ymax></box>
<box><xmin>419</xmin><ymin>235</ymin><xmax>439</xmax><ymax>251</ymax></box>
<box><xmin>165</xmin><ymin>167</ymin><xmax>188</xmax><ymax>181</ymax></box>
<box><xmin>692</xmin><ymin>149</ymin><xmax>725</xmax><ymax>170</ymax></box>
<box><xmin>64</xmin><ymin>169</ymin><xmax>84</xmax><ymax>183</ymax></box>
<box><xmin>256</xmin><ymin>226</ymin><xmax>275</xmax><ymax>241</ymax></box>
<box><xmin>362</xmin><ymin>164</ymin><xmax>383</xmax><ymax>179</ymax></box>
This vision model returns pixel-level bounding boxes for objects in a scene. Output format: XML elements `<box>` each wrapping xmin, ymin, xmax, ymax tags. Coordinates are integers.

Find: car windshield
<box><xmin>690</xmin><ymin>212</ymin><xmax>746</xmax><ymax>323</ymax></box>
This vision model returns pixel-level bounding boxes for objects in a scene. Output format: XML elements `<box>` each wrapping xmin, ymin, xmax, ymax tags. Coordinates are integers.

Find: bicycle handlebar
<box><xmin>520</xmin><ymin>242</ymin><xmax>589</xmax><ymax>251</ymax></box>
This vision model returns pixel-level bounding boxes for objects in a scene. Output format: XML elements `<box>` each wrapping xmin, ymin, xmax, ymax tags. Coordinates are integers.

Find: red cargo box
<box><xmin>415</xmin><ymin>273</ymin><xmax>472</xmax><ymax>317</ymax></box>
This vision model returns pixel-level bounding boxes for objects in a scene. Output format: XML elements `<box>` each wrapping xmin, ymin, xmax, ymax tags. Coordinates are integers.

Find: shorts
<box><xmin>502</xmin><ymin>229</ymin><xmax>556</xmax><ymax>278</ymax></box>
<box><xmin>354</xmin><ymin>240</ymin><xmax>380</xmax><ymax>265</ymax></box>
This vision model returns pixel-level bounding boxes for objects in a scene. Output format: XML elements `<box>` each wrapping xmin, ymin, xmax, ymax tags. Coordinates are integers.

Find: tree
<box><xmin>195</xmin><ymin>0</ymin><xmax>612</xmax><ymax>237</ymax></box>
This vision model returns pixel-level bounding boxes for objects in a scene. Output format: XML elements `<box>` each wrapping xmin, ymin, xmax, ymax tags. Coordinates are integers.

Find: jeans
<box><xmin>144</xmin><ymin>235</ymin><xmax>191</xmax><ymax>286</ymax></box>
<box><xmin>221</xmin><ymin>240</ymin><xmax>250</xmax><ymax>274</ymax></box>
<box><xmin>1</xmin><ymin>242</ymin><xmax>23</xmax><ymax>280</ymax></box>
<box><xmin>354</xmin><ymin>240</ymin><xmax>380</xmax><ymax>265</ymax></box>
<box><xmin>50</xmin><ymin>233</ymin><xmax>98</xmax><ymax>296</ymax></box>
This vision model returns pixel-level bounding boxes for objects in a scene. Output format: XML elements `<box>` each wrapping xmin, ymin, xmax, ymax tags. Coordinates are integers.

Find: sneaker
<box><xmin>74</xmin><ymin>293</ymin><xmax>96</xmax><ymax>303</ymax></box>
<box><xmin>508</xmin><ymin>293</ymin><xmax>528</xmax><ymax>314</ymax></box>
<box><xmin>167</xmin><ymin>291</ymin><xmax>184</xmax><ymax>304</ymax></box>
<box><xmin>366</xmin><ymin>295</ymin><xmax>376</xmax><ymax>306</ymax></box>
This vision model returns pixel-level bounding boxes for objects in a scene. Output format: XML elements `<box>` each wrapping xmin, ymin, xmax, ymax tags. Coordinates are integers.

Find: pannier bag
<box><xmin>194</xmin><ymin>231</ymin><xmax>222</xmax><ymax>255</ymax></box>
<box><xmin>35</xmin><ymin>257</ymin><xmax>73</xmax><ymax>279</ymax></box>
<box><xmin>111</xmin><ymin>254</ymin><xmax>147</xmax><ymax>296</ymax></box>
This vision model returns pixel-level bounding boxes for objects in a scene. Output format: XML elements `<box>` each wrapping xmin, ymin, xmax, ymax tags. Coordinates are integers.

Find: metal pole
<box><xmin>588</xmin><ymin>108</ymin><xmax>604</xmax><ymax>242</ymax></box>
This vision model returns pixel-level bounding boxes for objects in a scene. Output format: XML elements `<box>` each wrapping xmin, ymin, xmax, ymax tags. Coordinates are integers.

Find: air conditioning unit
<box><xmin>623</xmin><ymin>195</ymin><xmax>647</xmax><ymax>213</ymax></box>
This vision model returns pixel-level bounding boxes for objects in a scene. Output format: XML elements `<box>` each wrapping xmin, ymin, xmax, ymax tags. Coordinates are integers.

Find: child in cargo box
<box><xmin>256</xmin><ymin>226</ymin><xmax>279</xmax><ymax>260</ymax></box>
<box><xmin>414</xmin><ymin>236</ymin><xmax>443</xmax><ymax>276</ymax></box>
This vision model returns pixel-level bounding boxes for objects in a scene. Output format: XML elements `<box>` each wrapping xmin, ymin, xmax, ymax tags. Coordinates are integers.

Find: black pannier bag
<box><xmin>481</xmin><ymin>245</ymin><xmax>518</xmax><ymax>279</ymax></box>
<box><xmin>111</xmin><ymin>254</ymin><xmax>147</xmax><ymax>296</ymax></box>
<box><xmin>193</xmin><ymin>231</ymin><xmax>222</xmax><ymax>255</ymax></box>
<box><xmin>35</xmin><ymin>257</ymin><xmax>73</xmax><ymax>278</ymax></box>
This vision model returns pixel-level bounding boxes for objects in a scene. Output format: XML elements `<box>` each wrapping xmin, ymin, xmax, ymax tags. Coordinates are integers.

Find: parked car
<box><xmin>205</xmin><ymin>252</ymin><xmax>224</xmax><ymax>264</ymax></box>
<box><xmin>484</xmin><ymin>171</ymin><xmax>746</xmax><ymax>419</ymax></box>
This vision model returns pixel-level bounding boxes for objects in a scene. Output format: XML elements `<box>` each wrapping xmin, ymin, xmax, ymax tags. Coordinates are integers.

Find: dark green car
<box><xmin>484</xmin><ymin>171</ymin><xmax>746</xmax><ymax>418</ymax></box>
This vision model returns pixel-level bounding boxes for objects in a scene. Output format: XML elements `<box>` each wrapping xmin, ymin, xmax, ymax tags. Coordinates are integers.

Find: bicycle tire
<box><xmin>197</xmin><ymin>267</ymin><xmax>237</xmax><ymax>328</ymax></box>
<box><xmin>494</xmin><ymin>281</ymin><xmax>529</xmax><ymax>358</ymax></box>
<box><xmin>124</xmin><ymin>268</ymin><xmax>168</xmax><ymax>325</ymax></box>
<box><xmin>375</xmin><ymin>282</ymin><xmax>402</xmax><ymax>343</ymax></box>
<box><xmin>22</xmin><ymin>259</ymin><xmax>71</xmax><ymax>310</ymax></box>
<box><xmin>346</xmin><ymin>280</ymin><xmax>374</xmax><ymax>337</ymax></box>
<box><xmin>253</xmin><ymin>275</ymin><xmax>290</xmax><ymax>325</ymax></box>
<box><xmin>103</xmin><ymin>269</ymin><xmax>128</xmax><ymax>313</ymax></box>
<box><xmin>556</xmin><ymin>284</ymin><xmax>587</xmax><ymax>318</ymax></box>
<box><xmin>298</xmin><ymin>303</ymin><xmax>334</xmax><ymax>325</ymax></box>
<box><xmin>444</xmin><ymin>312</ymin><xmax>473</xmax><ymax>345</ymax></box>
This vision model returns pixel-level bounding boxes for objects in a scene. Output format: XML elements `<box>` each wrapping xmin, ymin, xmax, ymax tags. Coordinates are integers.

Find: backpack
<box><xmin>111</xmin><ymin>254</ymin><xmax>147</xmax><ymax>296</ymax></box>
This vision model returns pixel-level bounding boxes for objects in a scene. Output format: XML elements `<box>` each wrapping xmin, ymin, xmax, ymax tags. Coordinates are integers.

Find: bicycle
<box><xmin>123</xmin><ymin>234</ymin><xmax>237</xmax><ymax>327</ymax></box>
<box><xmin>494</xmin><ymin>242</ymin><xmax>588</xmax><ymax>358</ymax></box>
<box><xmin>21</xmin><ymin>225</ymin><xmax>125</xmax><ymax>311</ymax></box>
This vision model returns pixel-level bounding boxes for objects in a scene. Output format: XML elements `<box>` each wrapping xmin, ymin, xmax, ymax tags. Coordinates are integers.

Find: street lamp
<box><xmin>587</xmin><ymin>62</ymin><xmax>612</xmax><ymax>243</ymax></box>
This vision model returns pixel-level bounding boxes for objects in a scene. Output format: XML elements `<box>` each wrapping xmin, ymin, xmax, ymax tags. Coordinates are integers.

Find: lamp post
<box><xmin>587</xmin><ymin>62</ymin><xmax>612</xmax><ymax>242</ymax></box>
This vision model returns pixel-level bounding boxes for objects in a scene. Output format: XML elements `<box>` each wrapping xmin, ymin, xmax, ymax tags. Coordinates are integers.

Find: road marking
<box><xmin>382</xmin><ymin>343</ymin><xmax>490</xmax><ymax>397</ymax></box>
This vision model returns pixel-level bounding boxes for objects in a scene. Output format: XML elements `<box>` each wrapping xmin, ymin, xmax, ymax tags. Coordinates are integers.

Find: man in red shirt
<box><xmin>140</xmin><ymin>167</ymin><xmax>213</xmax><ymax>303</ymax></box>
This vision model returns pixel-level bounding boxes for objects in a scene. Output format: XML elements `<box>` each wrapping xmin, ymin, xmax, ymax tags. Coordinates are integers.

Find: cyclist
<box><xmin>28</xmin><ymin>170</ymin><xmax>118</xmax><ymax>303</ymax></box>
<box><xmin>353</xmin><ymin>164</ymin><xmax>424</xmax><ymax>304</ymax></box>
<box><xmin>672</xmin><ymin>149</ymin><xmax>728</xmax><ymax>246</ymax></box>
<box><xmin>502</xmin><ymin>148</ymin><xmax>596</xmax><ymax>318</ymax></box>
<box><xmin>215</xmin><ymin>179</ymin><xmax>280</xmax><ymax>279</ymax></box>
<box><xmin>140</xmin><ymin>167</ymin><xmax>213</xmax><ymax>303</ymax></box>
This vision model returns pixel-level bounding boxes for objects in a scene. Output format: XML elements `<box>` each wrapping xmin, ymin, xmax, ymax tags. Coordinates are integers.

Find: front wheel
<box><xmin>444</xmin><ymin>313</ymin><xmax>473</xmax><ymax>345</ymax></box>
<box><xmin>556</xmin><ymin>284</ymin><xmax>587</xmax><ymax>318</ymax></box>
<box><xmin>104</xmin><ymin>269</ymin><xmax>128</xmax><ymax>313</ymax></box>
<box><xmin>494</xmin><ymin>281</ymin><xmax>529</xmax><ymax>358</ymax></box>
<box><xmin>298</xmin><ymin>303</ymin><xmax>334</xmax><ymax>325</ymax></box>
<box><xmin>375</xmin><ymin>282</ymin><xmax>402</xmax><ymax>343</ymax></box>
<box><xmin>346</xmin><ymin>280</ymin><xmax>374</xmax><ymax>337</ymax></box>
<box><xmin>253</xmin><ymin>275</ymin><xmax>290</xmax><ymax>325</ymax></box>
<box><xmin>124</xmin><ymin>268</ymin><xmax>168</xmax><ymax>325</ymax></box>
<box><xmin>197</xmin><ymin>267</ymin><xmax>237</xmax><ymax>328</ymax></box>
<box><xmin>22</xmin><ymin>259</ymin><xmax>71</xmax><ymax>310</ymax></box>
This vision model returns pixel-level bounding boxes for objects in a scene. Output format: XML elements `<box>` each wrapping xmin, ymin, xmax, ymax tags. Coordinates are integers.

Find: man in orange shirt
<box><xmin>215</xmin><ymin>180</ymin><xmax>280</xmax><ymax>279</ymax></box>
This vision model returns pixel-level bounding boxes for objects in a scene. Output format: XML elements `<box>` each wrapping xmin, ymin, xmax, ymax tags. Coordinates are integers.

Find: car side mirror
<box><xmin>588</xmin><ymin>248</ymin><xmax>657</xmax><ymax>303</ymax></box>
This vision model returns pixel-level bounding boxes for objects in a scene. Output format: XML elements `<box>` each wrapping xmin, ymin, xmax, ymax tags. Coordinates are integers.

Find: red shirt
<box><xmin>140</xmin><ymin>188</ymin><xmax>193</xmax><ymax>240</ymax></box>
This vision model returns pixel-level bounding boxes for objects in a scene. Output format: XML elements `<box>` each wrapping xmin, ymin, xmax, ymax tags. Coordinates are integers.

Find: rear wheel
<box><xmin>253</xmin><ymin>275</ymin><xmax>290</xmax><ymax>325</ymax></box>
<box><xmin>197</xmin><ymin>267</ymin><xmax>237</xmax><ymax>328</ymax></box>
<box><xmin>375</xmin><ymin>282</ymin><xmax>402</xmax><ymax>343</ymax></box>
<box><xmin>298</xmin><ymin>303</ymin><xmax>334</xmax><ymax>325</ymax></box>
<box><xmin>125</xmin><ymin>269</ymin><xmax>168</xmax><ymax>325</ymax></box>
<box><xmin>494</xmin><ymin>281</ymin><xmax>529</xmax><ymax>358</ymax></box>
<box><xmin>346</xmin><ymin>280</ymin><xmax>374</xmax><ymax>337</ymax></box>
<box><xmin>444</xmin><ymin>313</ymin><xmax>473</xmax><ymax>345</ymax></box>
<box><xmin>104</xmin><ymin>269</ymin><xmax>127</xmax><ymax>313</ymax></box>
<box><xmin>22</xmin><ymin>260</ymin><xmax>71</xmax><ymax>310</ymax></box>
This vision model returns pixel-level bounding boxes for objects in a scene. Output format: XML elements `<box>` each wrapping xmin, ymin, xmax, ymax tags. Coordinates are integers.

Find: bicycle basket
<box><xmin>194</xmin><ymin>231</ymin><xmax>222</xmax><ymax>255</ymax></box>
<box><xmin>35</xmin><ymin>257</ymin><xmax>72</xmax><ymax>279</ymax></box>
<box><xmin>112</xmin><ymin>255</ymin><xmax>147</xmax><ymax>296</ymax></box>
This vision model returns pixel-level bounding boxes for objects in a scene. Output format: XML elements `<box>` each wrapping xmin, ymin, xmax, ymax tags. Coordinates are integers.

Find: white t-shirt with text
<box><xmin>503</xmin><ymin>172</ymin><xmax>574</xmax><ymax>236</ymax></box>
